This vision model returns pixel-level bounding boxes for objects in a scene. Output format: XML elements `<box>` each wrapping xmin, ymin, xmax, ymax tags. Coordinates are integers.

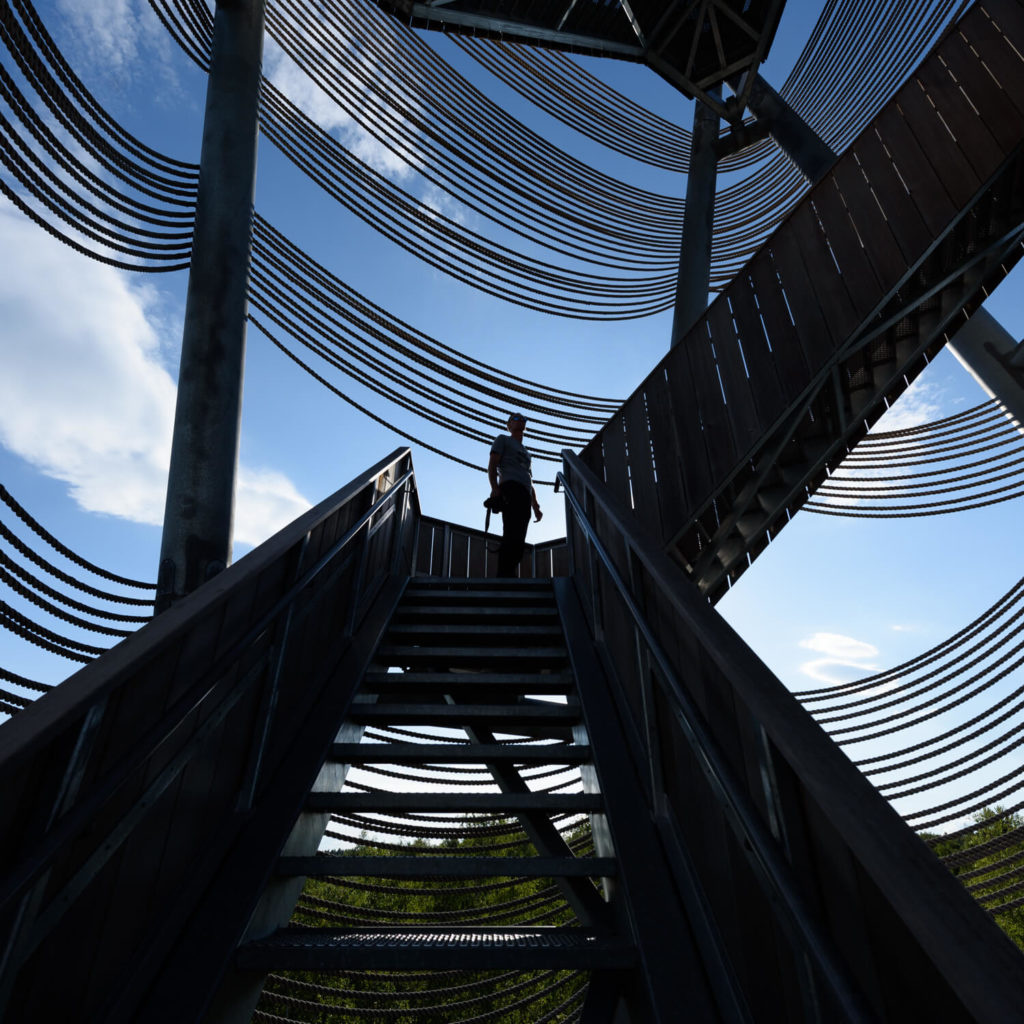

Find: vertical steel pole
<box><xmin>156</xmin><ymin>0</ymin><xmax>266</xmax><ymax>612</ymax></box>
<box><xmin>671</xmin><ymin>96</ymin><xmax>720</xmax><ymax>347</ymax></box>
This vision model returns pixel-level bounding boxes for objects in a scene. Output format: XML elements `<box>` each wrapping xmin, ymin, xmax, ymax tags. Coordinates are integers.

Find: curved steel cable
<box><xmin>795</xmin><ymin>573</ymin><xmax>1024</xmax><ymax>834</ymax></box>
<box><xmin>0</xmin><ymin>484</ymin><xmax>155</xmax><ymax>718</ymax></box>
<box><xmin>0</xmin><ymin>0</ymin><xmax>196</xmax><ymax>270</ymax></box>
<box><xmin>805</xmin><ymin>401</ymin><xmax>1024</xmax><ymax>517</ymax></box>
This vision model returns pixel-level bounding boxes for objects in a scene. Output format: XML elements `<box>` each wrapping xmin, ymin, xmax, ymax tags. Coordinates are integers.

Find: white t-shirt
<box><xmin>491</xmin><ymin>434</ymin><xmax>532</xmax><ymax>492</ymax></box>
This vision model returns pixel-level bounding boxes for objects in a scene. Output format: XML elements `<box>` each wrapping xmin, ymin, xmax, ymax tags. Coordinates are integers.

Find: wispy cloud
<box><xmin>0</xmin><ymin>199</ymin><xmax>309</xmax><ymax>549</ymax></box>
<box><xmin>54</xmin><ymin>0</ymin><xmax>182</xmax><ymax>95</ymax></box>
<box><xmin>263</xmin><ymin>35</ymin><xmax>417</xmax><ymax>181</ymax></box>
<box><xmin>798</xmin><ymin>631</ymin><xmax>879</xmax><ymax>684</ymax></box>
<box><xmin>870</xmin><ymin>377</ymin><xmax>945</xmax><ymax>433</ymax></box>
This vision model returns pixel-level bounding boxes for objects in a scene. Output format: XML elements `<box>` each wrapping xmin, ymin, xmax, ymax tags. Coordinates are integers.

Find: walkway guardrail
<box><xmin>0</xmin><ymin>447</ymin><xmax>419</xmax><ymax>1021</ymax></box>
<box><xmin>559</xmin><ymin>449</ymin><xmax>1024</xmax><ymax>1023</ymax></box>
<box><xmin>415</xmin><ymin>514</ymin><xmax>568</xmax><ymax>579</ymax></box>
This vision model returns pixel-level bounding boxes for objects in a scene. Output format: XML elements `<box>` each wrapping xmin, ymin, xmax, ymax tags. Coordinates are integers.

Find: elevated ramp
<box><xmin>581</xmin><ymin>0</ymin><xmax>1024</xmax><ymax>600</ymax></box>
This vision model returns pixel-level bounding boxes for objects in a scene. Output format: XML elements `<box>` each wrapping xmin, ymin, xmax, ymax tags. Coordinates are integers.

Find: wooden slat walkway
<box><xmin>581</xmin><ymin>0</ymin><xmax>1024</xmax><ymax>600</ymax></box>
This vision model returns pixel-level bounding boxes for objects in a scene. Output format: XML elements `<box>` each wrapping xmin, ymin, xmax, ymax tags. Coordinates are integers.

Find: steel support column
<box><xmin>946</xmin><ymin>307</ymin><xmax>1024</xmax><ymax>432</ymax></box>
<box><xmin>156</xmin><ymin>0</ymin><xmax>266</xmax><ymax>613</ymax></box>
<box><xmin>745</xmin><ymin>74</ymin><xmax>836</xmax><ymax>184</ymax></box>
<box><xmin>671</xmin><ymin>97</ymin><xmax>720</xmax><ymax>347</ymax></box>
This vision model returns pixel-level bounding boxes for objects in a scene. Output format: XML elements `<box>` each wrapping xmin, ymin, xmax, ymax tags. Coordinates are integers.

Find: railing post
<box><xmin>156</xmin><ymin>0</ymin><xmax>266</xmax><ymax>613</ymax></box>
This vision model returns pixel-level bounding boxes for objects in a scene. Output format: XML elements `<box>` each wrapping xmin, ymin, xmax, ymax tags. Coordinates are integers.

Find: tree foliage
<box><xmin>255</xmin><ymin>819</ymin><xmax>595</xmax><ymax>1022</ymax></box>
<box><xmin>925</xmin><ymin>807</ymin><xmax>1024</xmax><ymax>952</ymax></box>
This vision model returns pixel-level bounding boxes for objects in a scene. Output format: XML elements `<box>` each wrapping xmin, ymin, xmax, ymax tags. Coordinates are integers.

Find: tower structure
<box><xmin>2</xmin><ymin>2</ymin><xmax>1024</xmax><ymax>1022</ymax></box>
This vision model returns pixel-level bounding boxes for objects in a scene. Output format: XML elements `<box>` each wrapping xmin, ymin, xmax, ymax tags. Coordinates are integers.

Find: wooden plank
<box><xmin>642</xmin><ymin>368</ymin><xmax>690</xmax><ymax>542</ymax></box>
<box><xmin>872</xmin><ymin>103</ymin><xmax>957</xmax><ymax>236</ymax></box>
<box><xmin>915</xmin><ymin>50</ymin><xmax>1005</xmax><ymax>179</ymax></box>
<box><xmin>808</xmin><ymin>177</ymin><xmax>884</xmax><ymax>321</ymax></box>
<box><xmin>893</xmin><ymin>71</ymin><xmax>981</xmax><ymax>208</ymax></box>
<box><xmin>467</xmin><ymin>533</ymin><xmax>487</xmax><ymax>578</ymax></box>
<box><xmin>551</xmin><ymin>543</ymin><xmax>569</xmax><ymax>578</ymax></box>
<box><xmin>663</xmin><ymin>346</ymin><xmax>714</xmax><ymax>513</ymax></box>
<box><xmin>767</xmin><ymin>227</ymin><xmax>838</xmax><ymax>366</ymax></box>
<box><xmin>682</xmin><ymin>318</ymin><xmax>738</xmax><ymax>488</ymax></box>
<box><xmin>940</xmin><ymin>20</ymin><xmax>1024</xmax><ymax>153</ymax></box>
<box><xmin>967</xmin><ymin>1</ymin><xmax>1024</xmax><ymax>114</ymax></box>
<box><xmin>705</xmin><ymin>298</ymin><xmax>763</xmax><ymax>454</ymax></box>
<box><xmin>745</xmin><ymin>248</ymin><xmax>809</xmax><ymax>403</ymax></box>
<box><xmin>828</xmin><ymin>153</ymin><xmax>909</xmax><ymax>299</ymax></box>
<box><xmin>414</xmin><ymin>521</ymin><xmax>434</xmax><ymax>575</ymax></box>
<box><xmin>850</xmin><ymin>125</ymin><xmax>934</xmax><ymax>269</ymax></box>
<box><xmin>725</xmin><ymin>276</ymin><xmax>788</xmax><ymax>427</ymax></box>
<box><xmin>789</xmin><ymin>200</ymin><xmax>862</xmax><ymax>342</ymax></box>
<box><xmin>449</xmin><ymin>530</ymin><xmax>470</xmax><ymax>579</ymax></box>
<box><xmin>598</xmin><ymin>411</ymin><xmax>633</xmax><ymax>514</ymax></box>
<box><xmin>518</xmin><ymin>546</ymin><xmax>534</xmax><ymax>579</ymax></box>
<box><xmin>622</xmin><ymin>390</ymin><xmax>660</xmax><ymax>536</ymax></box>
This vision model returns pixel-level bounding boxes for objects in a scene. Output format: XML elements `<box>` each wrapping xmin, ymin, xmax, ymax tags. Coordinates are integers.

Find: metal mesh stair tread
<box><xmin>360</xmin><ymin>671</ymin><xmax>574</xmax><ymax>692</ymax></box>
<box><xmin>375</xmin><ymin>645</ymin><xmax>568</xmax><ymax>661</ymax></box>
<box><xmin>278</xmin><ymin>855</ymin><xmax>617</xmax><ymax>877</ymax></box>
<box><xmin>237</xmin><ymin>927</ymin><xmax>636</xmax><ymax>970</ymax></box>
<box><xmin>347</xmin><ymin>703</ymin><xmax>579</xmax><ymax>724</ymax></box>
<box><xmin>307</xmin><ymin>792</ymin><xmax>601</xmax><ymax>812</ymax></box>
<box><xmin>330</xmin><ymin>742</ymin><xmax>590</xmax><ymax>763</ymax></box>
<box><xmin>385</xmin><ymin>624</ymin><xmax>565</xmax><ymax>636</ymax></box>
<box><xmin>393</xmin><ymin>605</ymin><xmax>561</xmax><ymax>618</ymax></box>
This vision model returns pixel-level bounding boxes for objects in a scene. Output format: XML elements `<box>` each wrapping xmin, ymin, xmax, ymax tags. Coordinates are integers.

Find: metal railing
<box><xmin>558</xmin><ymin>449</ymin><xmax>1024</xmax><ymax>1023</ymax></box>
<box><xmin>415</xmin><ymin>514</ymin><xmax>569</xmax><ymax>579</ymax></box>
<box><xmin>0</xmin><ymin>448</ymin><xmax>420</xmax><ymax>1021</ymax></box>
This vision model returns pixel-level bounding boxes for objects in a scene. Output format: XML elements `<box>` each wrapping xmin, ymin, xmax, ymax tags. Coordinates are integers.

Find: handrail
<box><xmin>559</xmin><ymin>448</ymin><xmax>1024</xmax><ymax>1021</ymax></box>
<box><xmin>0</xmin><ymin>448</ymin><xmax>419</xmax><ymax>1007</ymax></box>
<box><xmin>0</xmin><ymin>448</ymin><xmax>416</xmax><ymax>764</ymax></box>
<box><xmin>0</xmin><ymin>459</ymin><xmax>415</xmax><ymax>917</ymax></box>
<box><xmin>557</xmin><ymin>454</ymin><xmax>872</xmax><ymax>1021</ymax></box>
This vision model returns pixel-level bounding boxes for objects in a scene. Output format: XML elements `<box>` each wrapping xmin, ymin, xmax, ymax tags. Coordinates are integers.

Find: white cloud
<box><xmin>0</xmin><ymin>199</ymin><xmax>309</xmax><ymax>551</ymax></box>
<box><xmin>235</xmin><ymin>466</ymin><xmax>311</xmax><ymax>548</ymax></box>
<box><xmin>870</xmin><ymin>378</ymin><xmax>944</xmax><ymax>433</ymax></box>
<box><xmin>263</xmin><ymin>37</ymin><xmax>416</xmax><ymax>181</ymax></box>
<box><xmin>797</xmin><ymin>631</ymin><xmax>879</xmax><ymax>684</ymax></box>
<box><xmin>55</xmin><ymin>0</ymin><xmax>179</xmax><ymax>91</ymax></box>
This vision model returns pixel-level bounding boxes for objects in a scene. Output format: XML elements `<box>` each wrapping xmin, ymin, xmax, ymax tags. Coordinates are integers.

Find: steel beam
<box><xmin>946</xmin><ymin>307</ymin><xmax>1024</xmax><ymax>433</ymax></box>
<box><xmin>670</xmin><ymin>95</ymin><xmax>720</xmax><ymax>347</ymax></box>
<box><xmin>744</xmin><ymin>74</ymin><xmax>836</xmax><ymax>184</ymax></box>
<box><xmin>156</xmin><ymin>0</ymin><xmax>266</xmax><ymax>612</ymax></box>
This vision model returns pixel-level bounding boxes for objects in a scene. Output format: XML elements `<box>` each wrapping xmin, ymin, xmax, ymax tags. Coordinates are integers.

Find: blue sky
<box><xmin>2</xmin><ymin>0</ymin><xmax>1023</xmax><ymax>812</ymax></box>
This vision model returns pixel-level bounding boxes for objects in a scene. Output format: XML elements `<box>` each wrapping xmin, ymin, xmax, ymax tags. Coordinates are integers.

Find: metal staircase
<box><xmin>232</xmin><ymin>577</ymin><xmax>634</xmax><ymax>1022</ymax></box>
<box><xmin>3</xmin><ymin>449</ymin><xmax>1024</xmax><ymax>1021</ymax></box>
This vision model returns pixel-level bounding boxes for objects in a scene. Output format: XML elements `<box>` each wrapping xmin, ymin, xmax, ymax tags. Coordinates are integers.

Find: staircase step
<box><xmin>402</xmin><ymin>588</ymin><xmax>555</xmax><ymax>606</ymax></box>
<box><xmin>347</xmin><ymin>703</ymin><xmax>579</xmax><ymax>726</ymax></box>
<box><xmin>376</xmin><ymin>645</ymin><xmax>568</xmax><ymax>668</ymax></box>
<box><xmin>278</xmin><ymin>855</ymin><xmax>616</xmax><ymax>878</ymax></box>
<box><xmin>238</xmin><ymin>927</ymin><xmax>635</xmax><ymax>971</ymax></box>
<box><xmin>331</xmin><ymin>742</ymin><xmax>589</xmax><ymax>764</ymax></box>
<box><xmin>386</xmin><ymin>623</ymin><xmax>565</xmax><ymax>640</ymax></box>
<box><xmin>307</xmin><ymin>792</ymin><xmax>602</xmax><ymax>813</ymax></box>
<box><xmin>409</xmin><ymin>577</ymin><xmax>553</xmax><ymax>589</ymax></box>
<box><xmin>393</xmin><ymin>605</ymin><xmax>560</xmax><ymax>623</ymax></box>
<box><xmin>361</xmin><ymin>671</ymin><xmax>574</xmax><ymax>694</ymax></box>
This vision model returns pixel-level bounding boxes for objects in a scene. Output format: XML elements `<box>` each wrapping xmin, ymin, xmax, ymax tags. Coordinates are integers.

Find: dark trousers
<box><xmin>496</xmin><ymin>481</ymin><xmax>531</xmax><ymax>577</ymax></box>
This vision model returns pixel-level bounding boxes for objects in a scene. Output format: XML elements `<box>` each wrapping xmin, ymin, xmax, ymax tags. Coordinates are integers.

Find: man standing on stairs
<box><xmin>488</xmin><ymin>412</ymin><xmax>542</xmax><ymax>576</ymax></box>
